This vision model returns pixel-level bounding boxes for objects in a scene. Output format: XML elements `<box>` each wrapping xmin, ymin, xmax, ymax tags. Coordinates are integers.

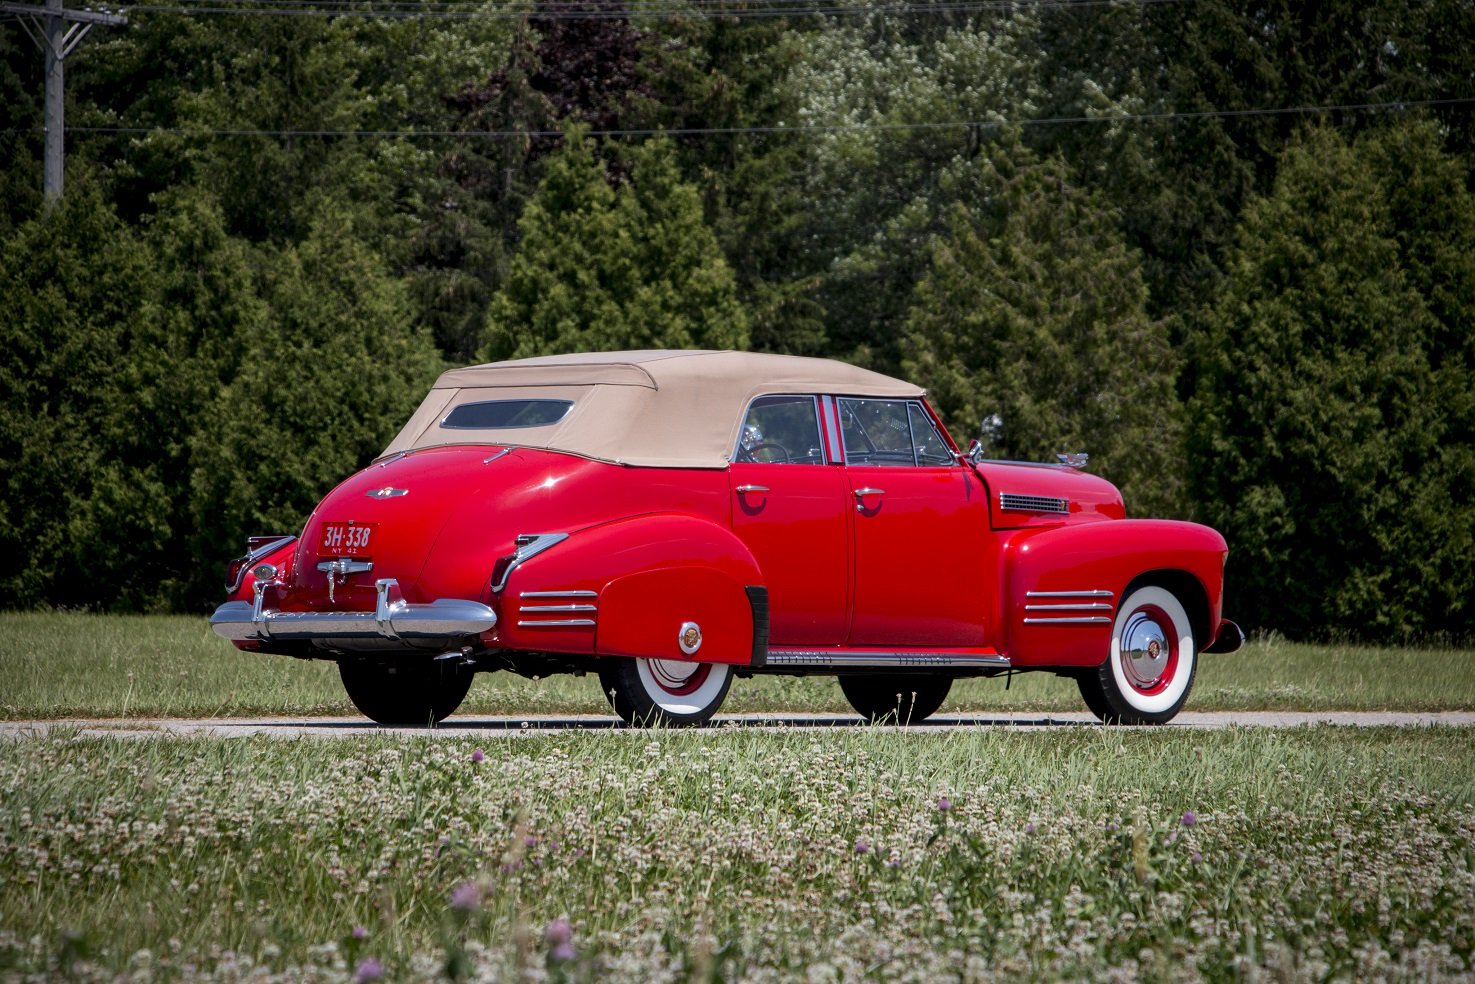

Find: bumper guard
<box><xmin>210</xmin><ymin>578</ymin><xmax>497</xmax><ymax>647</ymax></box>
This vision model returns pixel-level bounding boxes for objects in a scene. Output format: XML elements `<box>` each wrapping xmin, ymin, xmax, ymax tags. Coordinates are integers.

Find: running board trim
<box><xmin>766</xmin><ymin>649</ymin><xmax>1010</xmax><ymax>669</ymax></box>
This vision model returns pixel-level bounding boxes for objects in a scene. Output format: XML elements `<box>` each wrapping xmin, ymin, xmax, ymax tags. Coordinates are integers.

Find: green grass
<box><xmin>1</xmin><ymin>727</ymin><xmax>1472</xmax><ymax>981</ymax></box>
<box><xmin>1</xmin><ymin>612</ymin><xmax>1473</xmax><ymax>719</ymax></box>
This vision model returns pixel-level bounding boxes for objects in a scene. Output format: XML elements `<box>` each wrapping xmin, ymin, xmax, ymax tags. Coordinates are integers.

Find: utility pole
<box><xmin>1</xmin><ymin>0</ymin><xmax>128</xmax><ymax>204</ymax></box>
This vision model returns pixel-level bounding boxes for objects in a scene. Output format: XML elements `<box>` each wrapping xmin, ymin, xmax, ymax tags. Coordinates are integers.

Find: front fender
<box><xmin>1002</xmin><ymin>519</ymin><xmax>1228</xmax><ymax>668</ymax></box>
<box><xmin>499</xmin><ymin>513</ymin><xmax>765</xmax><ymax>665</ymax></box>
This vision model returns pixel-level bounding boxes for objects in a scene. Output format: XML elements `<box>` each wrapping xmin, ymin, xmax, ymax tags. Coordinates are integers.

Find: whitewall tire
<box><xmin>599</xmin><ymin>657</ymin><xmax>733</xmax><ymax>727</ymax></box>
<box><xmin>1077</xmin><ymin>585</ymin><xmax>1197</xmax><ymax>725</ymax></box>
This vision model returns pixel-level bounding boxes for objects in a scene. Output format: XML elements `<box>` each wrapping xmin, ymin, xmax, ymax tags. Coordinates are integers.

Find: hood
<box><xmin>975</xmin><ymin>461</ymin><xmax>1126</xmax><ymax>529</ymax></box>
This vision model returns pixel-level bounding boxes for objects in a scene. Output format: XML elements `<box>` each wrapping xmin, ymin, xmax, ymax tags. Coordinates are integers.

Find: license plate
<box><xmin>319</xmin><ymin>522</ymin><xmax>375</xmax><ymax>557</ymax></box>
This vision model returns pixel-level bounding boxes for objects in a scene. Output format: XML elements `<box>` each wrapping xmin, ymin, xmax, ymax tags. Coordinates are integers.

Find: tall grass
<box><xmin>2</xmin><ymin>613</ymin><xmax>1472</xmax><ymax>719</ymax></box>
<box><xmin>1</xmin><ymin>727</ymin><xmax>1472</xmax><ymax>980</ymax></box>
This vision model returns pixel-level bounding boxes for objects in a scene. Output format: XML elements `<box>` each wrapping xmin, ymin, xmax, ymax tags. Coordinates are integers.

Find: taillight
<box><xmin>224</xmin><ymin>554</ymin><xmax>249</xmax><ymax>592</ymax></box>
<box><xmin>224</xmin><ymin>535</ymin><xmax>297</xmax><ymax>594</ymax></box>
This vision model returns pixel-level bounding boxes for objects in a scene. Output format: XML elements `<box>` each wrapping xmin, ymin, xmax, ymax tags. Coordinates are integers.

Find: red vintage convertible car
<box><xmin>211</xmin><ymin>350</ymin><xmax>1241</xmax><ymax>726</ymax></box>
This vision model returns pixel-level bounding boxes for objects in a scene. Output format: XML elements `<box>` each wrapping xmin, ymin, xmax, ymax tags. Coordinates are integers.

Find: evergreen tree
<box><xmin>481</xmin><ymin>127</ymin><xmax>748</xmax><ymax>360</ymax></box>
<box><xmin>903</xmin><ymin>144</ymin><xmax>1182</xmax><ymax>517</ymax></box>
<box><xmin>784</xmin><ymin>13</ymin><xmax>1040</xmax><ymax>374</ymax></box>
<box><xmin>188</xmin><ymin>202</ymin><xmax>443</xmax><ymax>602</ymax></box>
<box><xmin>1188</xmin><ymin>122</ymin><xmax>1472</xmax><ymax>638</ymax></box>
<box><xmin>0</xmin><ymin>185</ymin><xmax>166</xmax><ymax>608</ymax></box>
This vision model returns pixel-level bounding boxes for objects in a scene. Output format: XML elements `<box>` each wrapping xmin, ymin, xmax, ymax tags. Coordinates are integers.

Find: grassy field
<box><xmin>2</xmin><ymin>728</ymin><xmax>1475</xmax><ymax>979</ymax></box>
<box><xmin>4</xmin><ymin>614</ymin><xmax>1473</xmax><ymax>981</ymax></box>
<box><xmin>1</xmin><ymin>612</ymin><xmax>1473</xmax><ymax>720</ymax></box>
<box><xmin>2</xmin><ymin>726</ymin><xmax>1472</xmax><ymax>981</ymax></box>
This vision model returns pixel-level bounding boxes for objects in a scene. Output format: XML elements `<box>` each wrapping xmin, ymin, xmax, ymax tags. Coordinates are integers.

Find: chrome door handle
<box><xmin>736</xmin><ymin>485</ymin><xmax>769</xmax><ymax>494</ymax></box>
<box><xmin>853</xmin><ymin>487</ymin><xmax>884</xmax><ymax>510</ymax></box>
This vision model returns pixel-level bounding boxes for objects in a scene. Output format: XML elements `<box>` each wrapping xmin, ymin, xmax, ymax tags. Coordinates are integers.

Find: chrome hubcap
<box><xmin>1120</xmin><ymin>611</ymin><xmax>1169</xmax><ymax>690</ymax></box>
<box><xmin>648</xmin><ymin>659</ymin><xmax>701</xmax><ymax>692</ymax></box>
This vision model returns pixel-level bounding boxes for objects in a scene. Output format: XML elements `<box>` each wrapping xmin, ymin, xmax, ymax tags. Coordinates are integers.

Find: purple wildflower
<box><xmin>525</xmin><ymin>835</ymin><xmax>538</xmax><ymax>849</ymax></box>
<box><xmin>1191</xmin><ymin>851</ymin><xmax>1203</xmax><ymax>864</ymax></box>
<box><xmin>351</xmin><ymin>926</ymin><xmax>368</xmax><ymax>940</ymax></box>
<box><xmin>936</xmin><ymin>797</ymin><xmax>952</xmax><ymax>812</ymax></box>
<box><xmin>546</xmin><ymin>918</ymin><xmax>575</xmax><ymax>962</ymax></box>
<box><xmin>449</xmin><ymin>881</ymin><xmax>481</xmax><ymax>912</ymax></box>
<box><xmin>854</xmin><ymin>838</ymin><xmax>870</xmax><ymax>855</ymax></box>
<box><xmin>471</xmin><ymin>748</ymin><xmax>485</xmax><ymax>763</ymax></box>
<box><xmin>1181</xmin><ymin>810</ymin><xmax>1198</xmax><ymax>827</ymax></box>
<box><xmin>352</xmin><ymin>957</ymin><xmax>383</xmax><ymax>983</ymax></box>
<box><xmin>1024</xmin><ymin>823</ymin><xmax>1036</xmax><ymax>835</ymax></box>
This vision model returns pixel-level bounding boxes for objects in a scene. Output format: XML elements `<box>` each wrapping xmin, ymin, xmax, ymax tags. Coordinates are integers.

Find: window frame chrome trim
<box><xmin>730</xmin><ymin>393</ymin><xmax>828</xmax><ymax>466</ymax></box>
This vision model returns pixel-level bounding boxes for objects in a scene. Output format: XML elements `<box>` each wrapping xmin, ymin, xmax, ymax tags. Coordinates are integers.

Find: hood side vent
<box><xmin>999</xmin><ymin>492</ymin><xmax>1069</xmax><ymax>514</ymax></box>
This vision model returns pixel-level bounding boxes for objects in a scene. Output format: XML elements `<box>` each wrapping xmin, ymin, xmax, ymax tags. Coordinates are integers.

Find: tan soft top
<box><xmin>381</xmin><ymin>350</ymin><xmax>926</xmax><ymax>468</ymax></box>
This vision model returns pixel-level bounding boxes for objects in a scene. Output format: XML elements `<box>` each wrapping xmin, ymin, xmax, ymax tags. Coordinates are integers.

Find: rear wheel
<box><xmin>599</xmin><ymin>657</ymin><xmax>733</xmax><ymax>727</ymax></box>
<box><xmin>839</xmin><ymin>674</ymin><xmax>952</xmax><ymax>724</ymax></box>
<box><xmin>1078</xmin><ymin>585</ymin><xmax>1197</xmax><ymax>725</ymax></box>
<box><xmin>339</xmin><ymin>658</ymin><xmax>474</xmax><ymax>726</ymax></box>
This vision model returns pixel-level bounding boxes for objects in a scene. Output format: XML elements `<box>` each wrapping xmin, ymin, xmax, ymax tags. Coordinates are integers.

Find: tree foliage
<box><xmin>482</xmin><ymin>127</ymin><xmax>747</xmax><ymax>359</ymax></box>
<box><xmin>904</xmin><ymin>145</ymin><xmax>1182</xmax><ymax>517</ymax></box>
<box><xmin>1188</xmin><ymin>122</ymin><xmax>1474</xmax><ymax>638</ymax></box>
<box><xmin>2</xmin><ymin>1</ymin><xmax>1474</xmax><ymax>638</ymax></box>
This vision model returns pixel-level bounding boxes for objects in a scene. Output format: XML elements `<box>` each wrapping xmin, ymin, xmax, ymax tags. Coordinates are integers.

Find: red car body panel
<box><xmin>213</xmin><ymin>351</ymin><xmax>1237</xmax><ymax>723</ymax></box>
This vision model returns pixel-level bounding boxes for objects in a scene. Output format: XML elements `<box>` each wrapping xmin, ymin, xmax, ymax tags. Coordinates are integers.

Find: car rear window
<box><xmin>440</xmin><ymin>399</ymin><xmax>573</xmax><ymax>429</ymax></box>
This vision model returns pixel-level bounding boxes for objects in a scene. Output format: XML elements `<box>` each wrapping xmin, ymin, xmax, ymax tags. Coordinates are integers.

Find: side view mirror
<box><xmin>962</xmin><ymin>414</ymin><xmax>1002</xmax><ymax>464</ymax></box>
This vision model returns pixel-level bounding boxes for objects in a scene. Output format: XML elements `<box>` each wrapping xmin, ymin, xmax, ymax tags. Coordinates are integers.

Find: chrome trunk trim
<box><xmin>210</xmin><ymin>577</ymin><xmax>497</xmax><ymax>648</ymax></box>
<box><xmin>518</xmin><ymin>604</ymin><xmax>596</xmax><ymax>613</ymax></box>
<box><xmin>520</xmin><ymin>590</ymin><xmax>597</xmax><ymax>599</ymax></box>
<box><xmin>516</xmin><ymin>619</ymin><xmax>596</xmax><ymax>628</ymax></box>
<box><xmin>1026</xmin><ymin>590</ymin><xmax>1113</xmax><ymax>598</ymax></box>
<box><xmin>317</xmin><ymin>558</ymin><xmax>373</xmax><ymax>576</ymax></box>
<box><xmin>767</xmin><ymin>650</ymin><xmax>1010</xmax><ymax>669</ymax></box>
<box><xmin>1024</xmin><ymin>602</ymin><xmax>1112</xmax><ymax>612</ymax></box>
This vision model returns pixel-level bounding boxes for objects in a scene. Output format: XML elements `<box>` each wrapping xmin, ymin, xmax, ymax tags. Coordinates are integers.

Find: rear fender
<box><xmin>1003</xmin><ymin>519</ymin><xmax>1227</xmax><ymax>668</ymax></box>
<box><xmin>501</xmin><ymin>513</ymin><xmax>764</xmax><ymax>665</ymax></box>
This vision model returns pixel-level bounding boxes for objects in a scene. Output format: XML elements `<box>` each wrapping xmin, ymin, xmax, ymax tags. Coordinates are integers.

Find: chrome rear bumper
<box><xmin>210</xmin><ymin>578</ymin><xmax>497</xmax><ymax>649</ymax></box>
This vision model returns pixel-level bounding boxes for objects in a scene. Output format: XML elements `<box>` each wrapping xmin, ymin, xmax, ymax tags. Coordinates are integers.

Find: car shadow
<box><xmin>232</xmin><ymin>714</ymin><xmax>1101</xmax><ymax>732</ymax></box>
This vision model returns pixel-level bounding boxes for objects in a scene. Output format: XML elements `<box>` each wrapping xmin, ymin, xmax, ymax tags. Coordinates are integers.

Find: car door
<box><xmin>729</xmin><ymin>395</ymin><xmax>851</xmax><ymax>646</ymax></box>
<box><xmin>838</xmin><ymin>398</ymin><xmax>989</xmax><ymax>647</ymax></box>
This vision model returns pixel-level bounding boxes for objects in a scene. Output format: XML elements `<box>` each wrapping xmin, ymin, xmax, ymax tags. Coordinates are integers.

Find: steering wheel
<box><xmin>740</xmin><ymin>442</ymin><xmax>791</xmax><ymax>464</ymax></box>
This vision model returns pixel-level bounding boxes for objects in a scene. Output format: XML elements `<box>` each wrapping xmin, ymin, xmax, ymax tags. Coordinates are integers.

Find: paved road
<box><xmin>3</xmin><ymin>710</ymin><xmax>1473</xmax><ymax>739</ymax></box>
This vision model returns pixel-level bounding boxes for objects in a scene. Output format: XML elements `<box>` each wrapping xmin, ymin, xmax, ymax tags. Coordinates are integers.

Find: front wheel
<box><xmin>1078</xmin><ymin>585</ymin><xmax>1197</xmax><ymax>725</ymax></box>
<box><xmin>839</xmin><ymin>674</ymin><xmax>952</xmax><ymax>724</ymax></box>
<box><xmin>599</xmin><ymin>657</ymin><xmax>733</xmax><ymax>727</ymax></box>
<box><xmin>339</xmin><ymin>658</ymin><xmax>473</xmax><ymax>726</ymax></box>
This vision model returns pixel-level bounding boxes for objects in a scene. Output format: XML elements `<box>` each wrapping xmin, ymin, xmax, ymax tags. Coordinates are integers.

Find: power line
<box><xmin>20</xmin><ymin>96</ymin><xmax>1471</xmax><ymax>141</ymax></box>
<box><xmin>90</xmin><ymin>0</ymin><xmax>1194</xmax><ymax>20</ymax></box>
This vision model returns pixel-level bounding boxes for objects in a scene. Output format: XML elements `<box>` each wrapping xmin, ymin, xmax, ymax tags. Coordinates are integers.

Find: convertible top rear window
<box><xmin>441</xmin><ymin>399</ymin><xmax>573</xmax><ymax>429</ymax></box>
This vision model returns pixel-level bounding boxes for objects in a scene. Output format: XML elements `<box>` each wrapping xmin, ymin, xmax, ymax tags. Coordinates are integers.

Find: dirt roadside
<box><xmin>3</xmin><ymin>709</ymin><xmax>1473</xmax><ymax>739</ymax></box>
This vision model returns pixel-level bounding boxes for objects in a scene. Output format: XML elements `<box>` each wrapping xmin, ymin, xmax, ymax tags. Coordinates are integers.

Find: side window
<box><xmin>735</xmin><ymin>396</ymin><xmax>826</xmax><ymax>465</ymax></box>
<box><xmin>908</xmin><ymin>403</ymin><xmax>954</xmax><ymax>465</ymax></box>
<box><xmin>840</xmin><ymin>399</ymin><xmax>955</xmax><ymax>467</ymax></box>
